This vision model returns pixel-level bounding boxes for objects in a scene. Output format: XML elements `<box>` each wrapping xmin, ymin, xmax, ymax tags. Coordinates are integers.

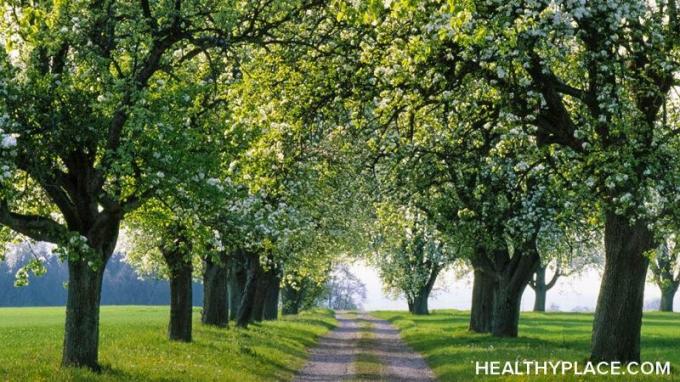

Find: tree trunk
<box><xmin>407</xmin><ymin>299</ymin><xmax>414</xmax><ymax>314</ymax></box>
<box><xmin>228</xmin><ymin>255</ymin><xmax>247</xmax><ymax>321</ymax></box>
<box><xmin>659</xmin><ymin>283</ymin><xmax>678</xmax><ymax>312</ymax></box>
<box><xmin>201</xmin><ymin>253</ymin><xmax>229</xmax><ymax>327</ymax></box>
<box><xmin>491</xmin><ymin>287</ymin><xmax>522</xmax><ymax>337</ymax></box>
<box><xmin>491</xmin><ymin>250</ymin><xmax>539</xmax><ymax>338</ymax></box>
<box><xmin>469</xmin><ymin>269</ymin><xmax>496</xmax><ymax>333</ymax></box>
<box><xmin>62</xmin><ymin>218</ymin><xmax>119</xmax><ymax>371</ymax></box>
<box><xmin>62</xmin><ymin>258</ymin><xmax>106</xmax><ymax>370</ymax></box>
<box><xmin>251</xmin><ymin>266</ymin><xmax>268</xmax><ymax>322</ymax></box>
<box><xmin>533</xmin><ymin>286</ymin><xmax>547</xmax><ymax>312</ymax></box>
<box><xmin>281</xmin><ymin>284</ymin><xmax>302</xmax><ymax>315</ymax></box>
<box><xmin>410</xmin><ymin>267</ymin><xmax>438</xmax><ymax>315</ymax></box>
<box><xmin>165</xmin><ymin>251</ymin><xmax>193</xmax><ymax>342</ymax></box>
<box><xmin>590</xmin><ymin>212</ymin><xmax>654</xmax><ymax>363</ymax></box>
<box><xmin>532</xmin><ymin>266</ymin><xmax>547</xmax><ymax>312</ymax></box>
<box><xmin>411</xmin><ymin>293</ymin><xmax>429</xmax><ymax>315</ymax></box>
<box><xmin>236</xmin><ymin>253</ymin><xmax>259</xmax><ymax>328</ymax></box>
<box><xmin>263</xmin><ymin>271</ymin><xmax>281</xmax><ymax>320</ymax></box>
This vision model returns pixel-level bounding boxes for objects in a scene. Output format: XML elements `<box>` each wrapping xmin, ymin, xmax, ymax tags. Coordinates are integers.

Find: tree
<box><xmin>326</xmin><ymin>1</ymin><xmax>572</xmax><ymax>337</ymax></box>
<box><xmin>0</xmin><ymin>245</ymin><xmax>205</xmax><ymax>306</ymax></box>
<box><xmin>347</xmin><ymin>0</ymin><xmax>680</xmax><ymax>361</ymax></box>
<box><xmin>220</xmin><ymin>26</ymin><xmax>375</xmax><ymax>324</ymax></box>
<box><xmin>370</xmin><ymin>203</ymin><xmax>456</xmax><ymax>315</ymax></box>
<box><xmin>437</xmin><ymin>0</ymin><xmax>680</xmax><ymax>361</ymax></box>
<box><xmin>201</xmin><ymin>248</ymin><xmax>230</xmax><ymax>326</ymax></box>
<box><xmin>530</xmin><ymin>227</ymin><xmax>603</xmax><ymax>312</ymax></box>
<box><xmin>649</xmin><ymin>237</ymin><xmax>680</xmax><ymax>312</ymax></box>
<box><xmin>124</xmin><ymin>199</ymin><xmax>219</xmax><ymax>341</ymax></box>
<box><xmin>0</xmin><ymin>0</ymin><xmax>325</xmax><ymax>368</ymax></box>
<box><xmin>319</xmin><ymin>264</ymin><xmax>366</xmax><ymax>310</ymax></box>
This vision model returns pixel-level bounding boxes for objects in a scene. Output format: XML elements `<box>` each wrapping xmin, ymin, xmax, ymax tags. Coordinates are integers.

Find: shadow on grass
<box><xmin>378</xmin><ymin>310</ymin><xmax>680</xmax><ymax>382</ymax></box>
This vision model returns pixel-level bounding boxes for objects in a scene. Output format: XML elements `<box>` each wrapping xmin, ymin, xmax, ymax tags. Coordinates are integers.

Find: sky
<box><xmin>349</xmin><ymin>261</ymin><xmax>680</xmax><ymax>312</ymax></box>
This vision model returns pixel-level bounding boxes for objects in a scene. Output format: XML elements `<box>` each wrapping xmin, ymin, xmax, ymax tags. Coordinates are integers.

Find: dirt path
<box><xmin>294</xmin><ymin>312</ymin><xmax>436</xmax><ymax>382</ymax></box>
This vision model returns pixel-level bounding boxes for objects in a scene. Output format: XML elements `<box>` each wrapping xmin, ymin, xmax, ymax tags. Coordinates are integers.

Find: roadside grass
<box><xmin>353</xmin><ymin>315</ymin><xmax>384</xmax><ymax>380</ymax></box>
<box><xmin>373</xmin><ymin>310</ymin><xmax>680</xmax><ymax>382</ymax></box>
<box><xmin>0</xmin><ymin>306</ymin><xmax>336</xmax><ymax>381</ymax></box>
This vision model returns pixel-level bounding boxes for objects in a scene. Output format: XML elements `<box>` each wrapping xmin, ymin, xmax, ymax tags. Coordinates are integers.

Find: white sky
<box><xmin>349</xmin><ymin>261</ymin><xmax>680</xmax><ymax>312</ymax></box>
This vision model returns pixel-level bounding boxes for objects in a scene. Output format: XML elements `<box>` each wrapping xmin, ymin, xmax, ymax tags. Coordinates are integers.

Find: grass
<box><xmin>0</xmin><ymin>306</ymin><xmax>336</xmax><ymax>381</ymax></box>
<box><xmin>354</xmin><ymin>316</ymin><xmax>384</xmax><ymax>380</ymax></box>
<box><xmin>373</xmin><ymin>310</ymin><xmax>680</xmax><ymax>382</ymax></box>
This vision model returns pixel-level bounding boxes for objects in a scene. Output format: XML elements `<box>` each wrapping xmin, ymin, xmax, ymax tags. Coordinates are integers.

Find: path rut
<box><xmin>294</xmin><ymin>312</ymin><xmax>436</xmax><ymax>382</ymax></box>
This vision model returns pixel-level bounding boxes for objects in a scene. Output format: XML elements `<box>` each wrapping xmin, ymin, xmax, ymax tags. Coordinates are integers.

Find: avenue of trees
<box><xmin>1</xmin><ymin>0</ymin><xmax>680</xmax><ymax>371</ymax></box>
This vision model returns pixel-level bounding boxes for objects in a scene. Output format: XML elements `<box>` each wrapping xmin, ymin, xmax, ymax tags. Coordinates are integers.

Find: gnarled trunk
<box><xmin>202</xmin><ymin>253</ymin><xmax>229</xmax><ymax>327</ymax></box>
<box><xmin>164</xmin><ymin>250</ymin><xmax>193</xmax><ymax>342</ymax></box>
<box><xmin>491</xmin><ymin>287</ymin><xmax>522</xmax><ymax>337</ymax></box>
<box><xmin>590</xmin><ymin>212</ymin><xmax>654</xmax><ymax>363</ymax></box>
<box><xmin>236</xmin><ymin>253</ymin><xmax>259</xmax><ymax>328</ymax></box>
<box><xmin>469</xmin><ymin>270</ymin><xmax>496</xmax><ymax>332</ymax></box>
<box><xmin>228</xmin><ymin>254</ymin><xmax>247</xmax><ymax>321</ymax></box>
<box><xmin>263</xmin><ymin>271</ymin><xmax>281</xmax><ymax>320</ymax></box>
<box><xmin>281</xmin><ymin>283</ymin><xmax>303</xmax><ymax>315</ymax></box>
<box><xmin>251</xmin><ymin>265</ymin><xmax>268</xmax><ymax>322</ymax></box>
<box><xmin>62</xmin><ymin>258</ymin><xmax>107</xmax><ymax>370</ymax></box>
<box><xmin>409</xmin><ymin>267</ymin><xmax>439</xmax><ymax>315</ymax></box>
<box><xmin>491</xmin><ymin>249</ymin><xmax>539</xmax><ymax>338</ymax></box>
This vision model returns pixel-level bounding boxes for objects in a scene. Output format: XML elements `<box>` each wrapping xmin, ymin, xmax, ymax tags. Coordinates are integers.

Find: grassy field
<box><xmin>373</xmin><ymin>310</ymin><xmax>680</xmax><ymax>382</ymax></box>
<box><xmin>0</xmin><ymin>306</ymin><xmax>335</xmax><ymax>381</ymax></box>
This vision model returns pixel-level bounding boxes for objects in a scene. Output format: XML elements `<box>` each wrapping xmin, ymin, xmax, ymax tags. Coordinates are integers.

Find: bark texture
<box><xmin>62</xmin><ymin>219</ymin><xmax>119</xmax><ymax>370</ymax></box>
<box><xmin>201</xmin><ymin>253</ymin><xmax>229</xmax><ymax>327</ymax></box>
<box><xmin>490</xmin><ymin>248</ymin><xmax>540</xmax><ymax>337</ymax></box>
<box><xmin>250</xmin><ymin>266</ymin><xmax>268</xmax><ymax>322</ymax></box>
<box><xmin>263</xmin><ymin>271</ymin><xmax>281</xmax><ymax>320</ymax></box>
<box><xmin>228</xmin><ymin>254</ymin><xmax>247</xmax><ymax>321</ymax></box>
<box><xmin>164</xmin><ymin>249</ymin><xmax>193</xmax><ymax>342</ymax></box>
<box><xmin>236</xmin><ymin>253</ymin><xmax>260</xmax><ymax>328</ymax></box>
<box><xmin>469</xmin><ymin>269</ymin><xmax>496</xmax><ymax>333</ymax></box>
<box><xmin>590</xmin><ymin>212</ymin><xmax>654</xmax><ymax>363</ymax></box>
<box><xmin>62</xmin><ymin>259</ymin><xmax>107</xmax><ymax>370</ymax></box>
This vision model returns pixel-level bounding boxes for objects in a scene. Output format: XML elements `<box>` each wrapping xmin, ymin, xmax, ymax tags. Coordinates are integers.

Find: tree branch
<box><xmin>0</xmin><ymin>201</ymin><xmax>67</xmax><ymax>243</ymax></box>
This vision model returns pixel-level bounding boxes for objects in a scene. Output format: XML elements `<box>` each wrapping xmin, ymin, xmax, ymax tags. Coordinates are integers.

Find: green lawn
<box><xmin>373</xmin><ymin>310</ymin><xmax>680</xmax><ymax>382</ymax></box>
<box><xmin>0</xmin><ymin>306</ymin><xmax>335</xmax><ymax>381</ymax></box>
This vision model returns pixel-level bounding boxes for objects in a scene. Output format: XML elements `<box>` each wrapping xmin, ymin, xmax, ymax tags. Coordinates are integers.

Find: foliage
<box><xmin>316</xmin><ymin>264</ymin><xmax>367</xmax><ymax>310</ymax></box>
<box><xmin>369</xmin><ymin>202</ymin><xmax>457</xmax><ymax>301</ymax></box>
<box><xmin>649</xmin><ymin>236</ymin><xmax>680</xmax><ymax>290</ymax></box>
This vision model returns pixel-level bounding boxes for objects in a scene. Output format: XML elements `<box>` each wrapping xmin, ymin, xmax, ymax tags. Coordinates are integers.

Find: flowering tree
<box><xmin>369</xmin><ymin>203</ymin><xmax>457</xmax><ymax>315</ymax></box>
<box><xmin>649</xmin><ymin>236</ymin><xmax>680</xmax><ymax>312</ymax></box>
<box><xmin>0</xmin><ymin>0</ymin><xmax>324</xmax><ymax>369</ymax></box>
<box><xmin>336</xmin><ymin>0</ymin><xmax>680</xmax><ymax>361</ymax></box>
<box><xmin>437</xmin><ymin>0</ymin><xmax>680</xmax><ymax>361</ymax></box>
<box><xmin>125</xmin><ymin>202</ymin><xmax>212</xmax><ymax>342</ymax></box>
<box><xmin>530</xmin><ymin>226</ymin><xmax>603</xmax><ymax>311</ymax></box>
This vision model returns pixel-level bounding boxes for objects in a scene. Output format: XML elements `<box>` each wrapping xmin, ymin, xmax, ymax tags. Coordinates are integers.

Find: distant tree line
<box><xmin>0</xmin><ymin>248</ymin><xmax>202</xmax><ymax>307</ymax></box>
